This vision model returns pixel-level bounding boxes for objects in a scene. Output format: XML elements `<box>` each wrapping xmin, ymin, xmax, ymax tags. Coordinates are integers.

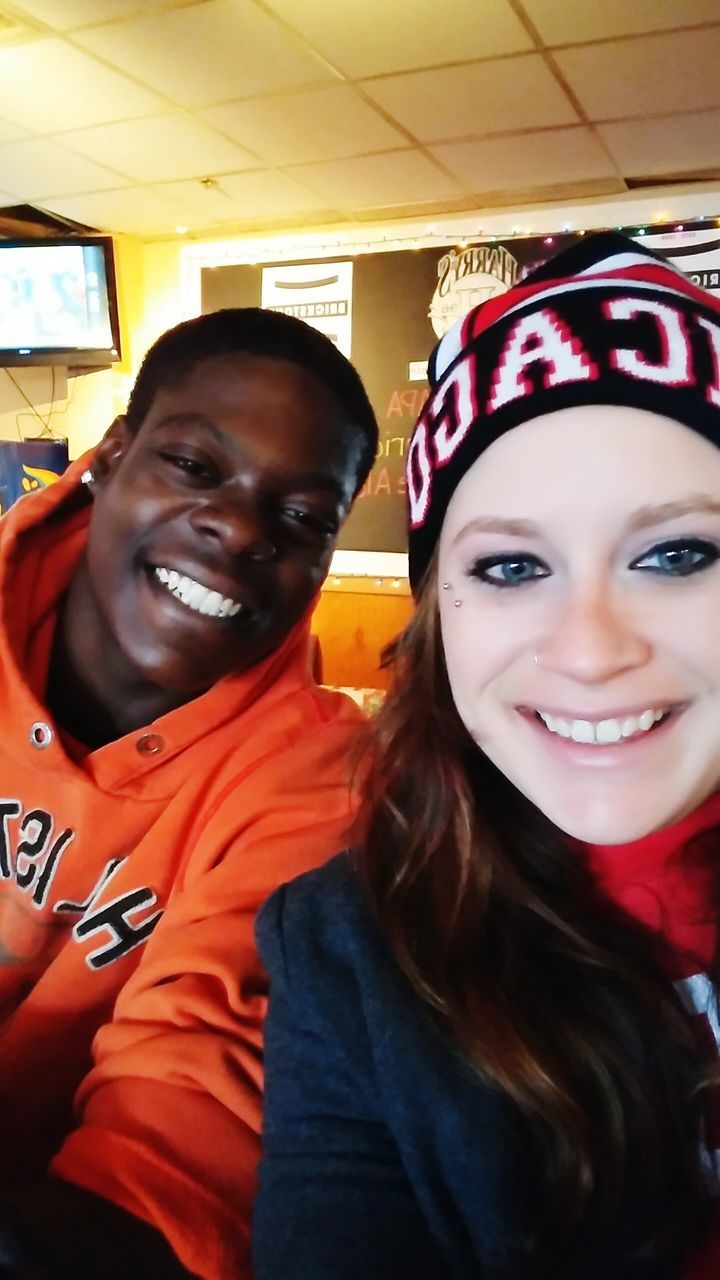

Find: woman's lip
<box><xmin>518</xmin><ymin>701</ymin><xmax>687</xmax><ymax>721</ymax></box>
<box><xmin>520</xmin><ymin>705</ymin><xmax>684</xmax><ymax>764</ymax></box>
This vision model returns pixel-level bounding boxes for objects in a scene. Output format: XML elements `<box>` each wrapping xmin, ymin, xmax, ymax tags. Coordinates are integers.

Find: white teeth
<box><xmin>199</xmin><ymin>590</ymin><xmax>223</xmax><ymax>616</ymax></box>
<box><xmin>537</xmin><ymin>708</ymin><xmax>668</xmax><ymax>746</ymax></box>
<box><xmin>152</xmin><ymin>566</ymin><xmax>243</xmax><ymax>620</ymax></box>
<box><xmin>596</xmin><ymin>718</ymin><xmax>622</xmax><ymax>745</ymax></box>
<box><xmin>570</xmin><ymin>719</ymin><xmax>594</xmax><ymax>744</ymax></box>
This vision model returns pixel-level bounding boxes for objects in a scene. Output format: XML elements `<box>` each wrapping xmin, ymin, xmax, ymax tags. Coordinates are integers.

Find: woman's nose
<box><xmin>188</xmin><ymin>496</ymin><xmax>276</xmax><ymax>562</ymax></box>
<box><xmin>534</xmin><ymin>587</ymin><xmax>651</xmax><ymax>683</ymax></box>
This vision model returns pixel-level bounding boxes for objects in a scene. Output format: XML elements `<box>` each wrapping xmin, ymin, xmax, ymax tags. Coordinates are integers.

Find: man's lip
<box><xmin>143</xmin><ymin>559</ymin><xmax>260</xmax><ymax>614</ymax></box>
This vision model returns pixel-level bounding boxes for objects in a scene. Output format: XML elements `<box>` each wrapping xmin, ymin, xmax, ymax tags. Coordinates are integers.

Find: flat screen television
<box><xmin>0</xmin><ymin>235</ymin><xmax>121</xmax><ymax>367</ymax></box>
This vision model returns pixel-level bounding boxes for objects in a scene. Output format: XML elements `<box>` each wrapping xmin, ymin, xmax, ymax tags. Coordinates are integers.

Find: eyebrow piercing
<box><xmin>441</xmin><ymin>581</ymin><xmax>462</xmax><ymax>606</ymax></box>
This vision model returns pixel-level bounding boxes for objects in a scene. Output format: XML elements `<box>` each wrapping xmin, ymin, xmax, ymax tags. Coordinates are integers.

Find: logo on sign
<box><xmin>429</xmin><ymin>244</ymin><xmax>519</xmax><ymax>338</ymax></box>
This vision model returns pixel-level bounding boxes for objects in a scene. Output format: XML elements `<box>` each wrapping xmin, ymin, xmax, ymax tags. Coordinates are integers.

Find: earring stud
<box><xmin>80</xmin><ymin>469</ymin><xmax>94</xmax><ymax>487</ymax></box>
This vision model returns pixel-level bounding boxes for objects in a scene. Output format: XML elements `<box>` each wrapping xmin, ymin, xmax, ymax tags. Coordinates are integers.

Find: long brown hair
<box><xmin>354</xmin><ymin>562</ymin><xmax>716</xmax><ymax>1267</ymax></box>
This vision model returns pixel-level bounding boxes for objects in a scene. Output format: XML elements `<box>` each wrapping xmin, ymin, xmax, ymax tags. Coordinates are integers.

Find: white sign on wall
<box><xmin>261</xmin><ymin>261</ymin><xmax>354</xmax><ymax>357</ymax></box>
<box><xmin>637</xmin><ymin>226</ymin><xmax>720</xmax><ymax>295</ymax></box>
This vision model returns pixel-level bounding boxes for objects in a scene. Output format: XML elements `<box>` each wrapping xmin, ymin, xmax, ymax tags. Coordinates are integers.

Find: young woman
<box><xmin>253</xmin><ymin>234</ymin><xmax>720</xmax><ymax>1279</ymax></box>
<box><xmin>0</xmin><ymin>307</ymin><xmax>377</xmax><ymax>1279</ymax></box>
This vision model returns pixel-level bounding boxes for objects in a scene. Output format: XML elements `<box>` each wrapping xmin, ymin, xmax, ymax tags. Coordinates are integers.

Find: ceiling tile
<box><xmin>555</xmin><ymin>28</ymin><xmax>720</xmax><ymax>120</ymax></box>
<box><xmin>0</xmin><ymin>118</ymin><xmax>26</xmax><ymax>145</ymax></box>
<box><xmin>263</xmin><ymin>0</ymin><xmax>533</xmax><ymax>76</ymax></box>
<box><xmin>39</xmin><ymin>186</ymin><xmax>203</xmax><ymax>235</ymax></box>
<box><xmin>598</xmin><ymin>109</ymin><xmax>720</xmax><ymax>178</ymax></box>
<box><xmin>286</xmin><ymin>150</ymin><xmax>466</xmax><ymax>211</ymax></box>
<box><xmin>0</xmin><ymin>38</ymin><xmax>167</xmax><ymax>133</ymax></box>
<box><xmin>74</xmin><ymin>0</ymin><xmax>335</xmax><ymax>110</ymax></box>
<box><xmin>55</xmin><ymin>114</ymin><xmax>258</xmax><ymax>184</ymax></box>
<box><xmin>0</xmin><ymin>138</ymin><xmax>131</xmax><ymax>199</ymax></box>
<box><xmin>520</xmin><ymin>0</ymin><xmax>720</xmax><ymax>45</ymax></box>
<box><xmin>363</xmin><ymin>56</ymin><xmax>578</xmax><ymax>143</ymax></box>
<box><xmin>160</xmin><ymin>169</ymin><xmax>336</xmax><ymax>220</ymax></box>
<box><xmin>431</xmin><ymin>126</ymin><xmax>617</xmax><ymax>195</ymax></box>
<box><xmin>201</xmin><ymin>85</ymin><xmax>407</xmax><ymax>164</ymax></box>
<box><xmin>11</xmin><ymin>0</ymin><xmax>186</xmax><ymax>31</ymax></box>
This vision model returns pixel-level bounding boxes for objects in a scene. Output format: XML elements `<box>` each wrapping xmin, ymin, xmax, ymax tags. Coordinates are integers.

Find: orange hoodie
<box><xmin>0</xmin><ymin>454</ymin><xmax>364</xmax><ymax>1278</ymax></box>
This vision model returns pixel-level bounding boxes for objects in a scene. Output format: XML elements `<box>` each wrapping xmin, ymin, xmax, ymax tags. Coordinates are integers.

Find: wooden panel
<box><xmin>312</xmin><ymin>577</ymin><xmax>412</xmax><ymax>690</ymax></box>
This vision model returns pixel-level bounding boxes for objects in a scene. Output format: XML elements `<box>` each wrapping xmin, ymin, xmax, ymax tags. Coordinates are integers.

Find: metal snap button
<box><xmin>29</xmin><ymin>722</ymin><xmax>53</xmax><ymax>749</ymax></box>
<box><xmin>136</xmin><ymin>733</ymin><xmax>165</xmax><ymax>757</ymax></box>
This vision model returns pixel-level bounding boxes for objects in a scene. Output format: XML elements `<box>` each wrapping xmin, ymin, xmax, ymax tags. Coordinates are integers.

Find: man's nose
<box><xmin>188</xmin><ymin>495</ymin><xmax>276</xmax><ymax>562</ymax></box>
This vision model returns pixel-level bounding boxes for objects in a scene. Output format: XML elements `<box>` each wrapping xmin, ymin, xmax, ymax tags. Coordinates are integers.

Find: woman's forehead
<box><xmin>441</xmin><ymin>404</ymin><xmax>720</xmax><ymax>536</ymax></box>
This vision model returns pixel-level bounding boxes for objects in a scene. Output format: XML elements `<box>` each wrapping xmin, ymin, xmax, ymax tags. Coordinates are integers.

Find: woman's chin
<box><xmin>542</xmin><ymin>800</ymin><xmax>684</xmax><ymax>848</ymax></box>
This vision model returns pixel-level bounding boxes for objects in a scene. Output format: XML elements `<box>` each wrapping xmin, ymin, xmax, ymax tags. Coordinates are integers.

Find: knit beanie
<box><xmin>407</xmin><ymin>231</ymin><xmax>720</xmax><ymax>592</ymax></box>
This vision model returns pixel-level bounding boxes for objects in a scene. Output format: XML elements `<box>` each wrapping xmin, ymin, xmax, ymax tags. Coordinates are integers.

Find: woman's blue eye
<box><xmin>469</xmin><ymin>555</ymin><xmax>550</xmax><ymax>588</ymax></box>
<box><xmin>631</xmin><ymin>539</ymin><xmax>720</xmax><ymax>577</ymax></box>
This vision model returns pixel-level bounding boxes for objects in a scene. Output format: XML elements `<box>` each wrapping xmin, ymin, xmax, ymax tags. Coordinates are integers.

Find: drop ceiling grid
<box><xmin>0</xmin><ymin>0</ymin><xmax>716</xmax><ymax>235</ymax></box>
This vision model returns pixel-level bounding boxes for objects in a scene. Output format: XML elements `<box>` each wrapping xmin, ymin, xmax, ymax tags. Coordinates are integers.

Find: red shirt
<box><xmin>586</xmin><ymin>794</ymin><xmax>720</xmax><ymax>1277</ymax></box>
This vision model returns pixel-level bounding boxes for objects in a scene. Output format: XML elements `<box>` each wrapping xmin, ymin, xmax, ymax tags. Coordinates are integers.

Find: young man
<box><xmin>0</xmin><ymin>309</ymin><xmax>378</xmax><ymax>1278</ymax></box>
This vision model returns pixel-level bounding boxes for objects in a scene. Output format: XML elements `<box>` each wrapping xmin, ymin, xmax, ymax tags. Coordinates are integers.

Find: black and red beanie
<box><xmin>406</xmin><ymin>231</ymin><xmax>720</xmax><ymax>592</ymax></box>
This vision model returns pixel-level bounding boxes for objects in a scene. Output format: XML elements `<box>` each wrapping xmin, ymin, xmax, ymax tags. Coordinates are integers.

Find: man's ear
<box><xmin>91</xmin><ymin>415</ymin><xmax>133</xmax><ymax>490</ymax></box>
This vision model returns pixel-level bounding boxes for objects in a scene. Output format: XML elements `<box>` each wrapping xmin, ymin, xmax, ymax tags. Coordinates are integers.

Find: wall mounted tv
<box><xmin>0</xmin><ymin>235</ymin><xmax>121</xmax><ymax>367</ymax></box>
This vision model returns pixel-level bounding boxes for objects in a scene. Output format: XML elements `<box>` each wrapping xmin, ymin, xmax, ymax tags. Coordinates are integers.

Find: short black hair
<box><xmin>125</xmin><ymin>307</ymin><xmax>379</xmax><ymax>493</ymax></box>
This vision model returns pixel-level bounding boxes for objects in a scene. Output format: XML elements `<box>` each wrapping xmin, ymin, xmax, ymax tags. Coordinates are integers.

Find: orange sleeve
<box><xmin>50</xmin><ymin>709</ymin><xmax>361</xmax><ymax>1280</ymax></box>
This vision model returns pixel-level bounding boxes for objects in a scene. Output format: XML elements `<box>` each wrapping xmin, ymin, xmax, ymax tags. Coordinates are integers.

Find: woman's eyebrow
<box><xmin>626</xmin><ymin>497</ymin><xmax>720</xmax><ymax>531</ymax></box>
<box><xmin>451</xmin><ymin>516</ymin><xmax>541</xmax><ymax>546</ymax></box>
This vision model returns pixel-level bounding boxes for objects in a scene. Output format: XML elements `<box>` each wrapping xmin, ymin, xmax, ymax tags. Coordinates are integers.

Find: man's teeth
<box><xmin>153</xmin><ymin>566</ymin><xmax>242</xmax><ymax>618</ymax></box>
<box><xmin>537</xmin><ymin>708</ymin><xmax>667</xmax><ymax>745</ymax></box>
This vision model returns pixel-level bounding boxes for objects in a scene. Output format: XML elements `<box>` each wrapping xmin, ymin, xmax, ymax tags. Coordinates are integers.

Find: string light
<box><xmin>325</xmin><ymin>574</ymin><xmax>410</xmax><ymax>589</ymax></box>
<box><xmin>203</xmin><ymin>214</ymin><xmax>718</xmax><ymax>263</ymax></box>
